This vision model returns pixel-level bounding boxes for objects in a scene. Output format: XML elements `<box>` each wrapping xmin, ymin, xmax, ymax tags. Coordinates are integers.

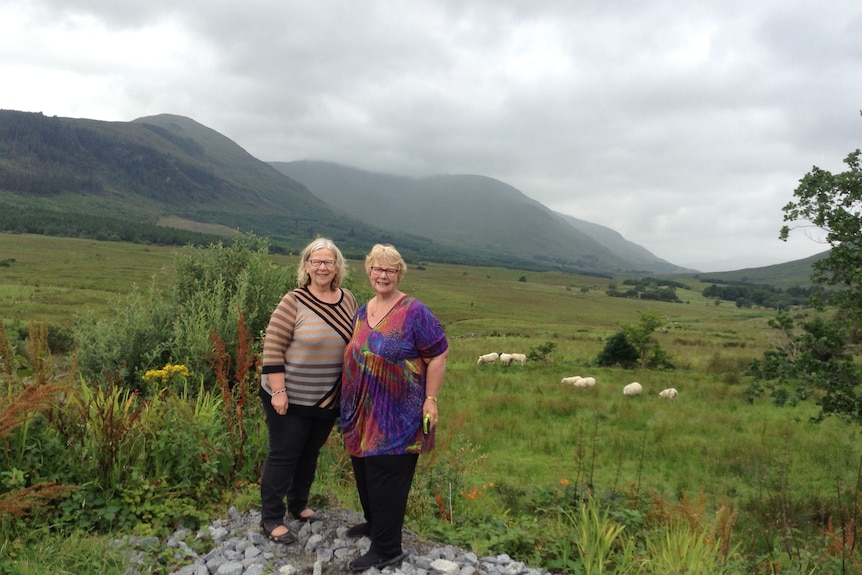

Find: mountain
<box><xmin>0</xmin><ymin>110</ymin><xmax>380</xmax><ymax>249</ymax></box>
<box><xmin>0</xmin><ymin>110</ymin><xmax>491</xmax><ymax>260</ymax></box>
<box><xmin>270</xmin><ymin>161</ymin><xmax>690</xmax><ymax>275</ymax></box>
<box><xmin>0</xmin><ymin>109</ymin><xmax>809</xmax><ymax>279</ymax></box>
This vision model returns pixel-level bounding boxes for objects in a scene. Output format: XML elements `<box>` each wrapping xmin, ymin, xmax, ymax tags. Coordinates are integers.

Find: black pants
<box><xmin>351</xmin><ymin>453</ymin><xmax>419</xmax><ymax>556</ymax></box>
<box><xmin>259</xmin><ymin>387</ymin><xmax>335</xmax><ymax>524</ymax></box>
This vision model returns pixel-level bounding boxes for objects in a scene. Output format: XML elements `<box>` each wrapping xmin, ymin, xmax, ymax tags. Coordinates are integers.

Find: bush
<box><xmin>527</xmin><ymin>341</ymin><xmax>556</xmax><ymax>362</ymax></box>
<box><xmin>595</xmin><ymin>332</ymin><xmax>639</xmax><ymax>368</ymax></box>
<box><xmin>75</xmin><ymin>234</ymin><xmax>295</xmax><ymax>395</ymax></box>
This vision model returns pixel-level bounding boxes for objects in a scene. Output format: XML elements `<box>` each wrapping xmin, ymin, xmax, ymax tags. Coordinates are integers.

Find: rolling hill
<box><xmin>0</xmin><ymin>109</ymin><xmax>818</xmax><ymax>281</ymax></box>
<box><xmin>0</xmin><ymin>110</ymin><xmax>388</xmax><ymax>252</ymax></box>
<box><xmin>270</xmin><ymin>161</ymin><xmax>691</xmax><ymax>275</ymax></box>
<box><xmin>688</xmin><ymin>250</ymin><xmax>828</xmax><ymax>289</ymax></box>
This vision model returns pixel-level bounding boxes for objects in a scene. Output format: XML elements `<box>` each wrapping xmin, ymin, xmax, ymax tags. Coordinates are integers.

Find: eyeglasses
<box><xmin>370</xmin><ymin>266</ymin><xmax>399</xmax><ymax>277</ymax></box>
<box><xmin>308</xmin><ymin>259</ymin><xmax>336</xmax><ymax>268</ymax></box>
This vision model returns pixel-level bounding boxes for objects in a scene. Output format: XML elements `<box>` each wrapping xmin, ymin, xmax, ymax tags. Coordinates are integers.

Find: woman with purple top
<box><xmin>340</xmin><ymin>243</ymin><xmax>449</xmax><ymax>572</ymax></box>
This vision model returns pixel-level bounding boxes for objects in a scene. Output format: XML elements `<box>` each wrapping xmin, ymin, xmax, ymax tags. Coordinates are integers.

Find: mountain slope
<box><xmin>555</xmin><ymin>213</ymin><xmax>690</xmax><ymax>274</ymax></box>
<box><xmin>1</xmin><ymin>109</ymin><xmax>804</xmax><ymax>278</ymax></box>
<box><xmin>0</xmin><ymin>110</ymin><xmax>420</xmax><ymax>252</ymax></box>
<box><xmin>0</xmin><ymin>111</ymin><xmax>603</xmax><ymax>268</ymax></box>
<box><xmin>271</xmin><ymin>160</ymin><xmax>690</xmax><ymax>275</ymax></box>
<box><xmin>686</xmin><ymin>250</ymin><xmax>827</xmax><ymax>289</ymax></box>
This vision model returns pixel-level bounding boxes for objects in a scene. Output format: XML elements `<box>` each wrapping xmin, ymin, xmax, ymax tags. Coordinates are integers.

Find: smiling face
<box><xmin>363</xmin><ymin>244</ymin><xmax>405</xmax><ymax>297</ymax></box>
<box><xmin>368</xmin><ymin>260</ymin><xmax>400</xmax><ymax>297</ymax></box>
<box><xmin>305</xmin><ymin>247</ymin><xmax>337</xmax><ymax>291</ymax></box>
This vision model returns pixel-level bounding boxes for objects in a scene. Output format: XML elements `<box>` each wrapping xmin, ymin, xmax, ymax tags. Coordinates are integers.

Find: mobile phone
<box><xmin>423</xmin><ymin>413</ymin><xmax>431</xmax><ymax>434</ymax></box>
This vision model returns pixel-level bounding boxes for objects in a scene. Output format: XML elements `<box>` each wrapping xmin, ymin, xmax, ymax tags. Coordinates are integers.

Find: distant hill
<box><xmin>684</xmin><ymin>250</ymin><xmax>827</xmax><ymax>289</ymax></box>
<box><xmin>270</xmin><ymin>161</ymin><xmax>690</xmax><ymax>275</ymax></box>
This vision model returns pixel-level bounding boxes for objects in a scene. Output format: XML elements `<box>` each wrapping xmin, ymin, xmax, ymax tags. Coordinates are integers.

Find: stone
<box><xmin>111</xmin><ymin>507</ymin><xmax>553</xmax><ymax>575</ymax></box>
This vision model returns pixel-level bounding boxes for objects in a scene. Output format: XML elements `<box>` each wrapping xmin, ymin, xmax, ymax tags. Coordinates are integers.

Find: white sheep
<box><xmin>477</xmin><ymin>352</ymin><xmax>499</xmax><ymax>365</ymax></box>
<box><xmin>499</xmin><ymin>353</ymin><xmax>513</xmax><ymax>365</ymax></box>
<box><xmin>623</xmin><ymin>382</ymin><xmax>643</xmax><ymax>397</ymax></box>
<box><xmin>560</xmin><ymin>376</ymin><xmax>582</xmax><ymax>385</ymax></box>
<box><xmin>658</xmin><ymin>388</ymin><xmax>678</xmax><ymax>400</ymax></box>
<box><xmin>510</xmin><ymin>353</ymin><xmax>527</xmax><ymax>364</ymax></box>
<box><xmin>579</xmin><ymin>376</ymin><xmax>596</xmax><ymax>388</ymax></box>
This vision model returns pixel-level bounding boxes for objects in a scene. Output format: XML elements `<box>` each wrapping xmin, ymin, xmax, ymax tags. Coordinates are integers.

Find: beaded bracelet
<box><xmin>272</xmin><ymin>388</ymin><xmax>287</xmax><ymax>396</ymax></box>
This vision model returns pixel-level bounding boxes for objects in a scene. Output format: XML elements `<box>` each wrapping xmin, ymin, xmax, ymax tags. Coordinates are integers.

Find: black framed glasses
<box><xmin>370</xmin><ymin>266</ymin><xmax>399</xmax><ymax>277</ymax></box>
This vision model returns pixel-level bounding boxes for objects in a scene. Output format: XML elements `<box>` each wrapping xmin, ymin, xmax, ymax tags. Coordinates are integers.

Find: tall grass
<box><xmin>2</xmin><ymin>233</ymin><xmax>861</xmax><ymax>573</ymax></box>
<box><xmin>0</xmin><ymin>530</ymin><xmax>130</xmax><ymax>575</ymax></box>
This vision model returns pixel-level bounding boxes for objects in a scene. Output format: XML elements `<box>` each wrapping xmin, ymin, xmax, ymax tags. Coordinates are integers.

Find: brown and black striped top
<box><xmin>261</xmin><ymin>286</ymin><xmax>357</xmax><ymax>417</ymax></box>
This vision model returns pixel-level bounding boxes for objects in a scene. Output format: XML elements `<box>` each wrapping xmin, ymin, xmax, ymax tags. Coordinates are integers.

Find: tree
<box><xmin>757</xmin><ymin>126</ymin><xmax>862</xmax><ymax>423</ymax></box>
<box><xmin>781</xmin><ymin>145</ymin><xmax>862</xmax><ymax>326</ymax></box>
<box><xmin>747</xmin><ymin>313</ymin><xmax>862</xmax><ymax>424</ymax></box>
<box><xmin>622</xmin><ymin>309</ymin><xmax>673</xmax><ymax>368</ymax></box>
<box><xmin>595</xmin><ymin>332</ymin><xmax>640</xmax><ymax>368</ymax></box>
<box><xmin>596</xmin><ymin>309</ymin><xmax>674</xmax><ymax>369</ymax></box>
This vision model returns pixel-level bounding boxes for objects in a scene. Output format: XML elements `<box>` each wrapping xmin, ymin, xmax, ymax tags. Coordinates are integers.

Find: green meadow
<box><xmin>2</xmin><ymin>233</ymin><xmax>860</xmax><ymax>573</ymax></box>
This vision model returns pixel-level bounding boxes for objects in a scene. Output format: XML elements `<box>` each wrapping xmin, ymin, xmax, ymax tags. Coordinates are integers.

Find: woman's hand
<box><xmin>267</xmin><ymin>373</ymin><xmax>289</xmax><ymax>415</ymax></box>
<box><xmin>271</xmin><ymin>391</ymin><xmax>288</xmax><ymax>415</ymax></box>
<box><xmin>423</xmin><ymin>396</ymin><xmax>438</xmax><ymax>429</ymax></box>
<box><xmin>423</xmin><ymin>351</ymin><xmax>447</xmax><ymax>431</ymax></box>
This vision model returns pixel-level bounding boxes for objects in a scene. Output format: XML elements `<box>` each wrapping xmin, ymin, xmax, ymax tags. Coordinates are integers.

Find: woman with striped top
<box><xmin>258</xmin><ymin>238</ymin><xmax>357</xmax><ymax>544</ymax></box>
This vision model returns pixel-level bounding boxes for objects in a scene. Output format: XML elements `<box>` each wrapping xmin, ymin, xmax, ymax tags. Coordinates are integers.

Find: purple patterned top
<box><xmin>340</xmin><ymin>296</ymin><xmax>448</xmax><ymax>456</ymax></box>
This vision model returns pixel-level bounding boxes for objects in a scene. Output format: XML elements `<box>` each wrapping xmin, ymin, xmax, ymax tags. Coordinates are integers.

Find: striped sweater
<box><xmin>261</xmin><ymin>286</ymin><xmax>357</xmax><ymax>417</ymax></box>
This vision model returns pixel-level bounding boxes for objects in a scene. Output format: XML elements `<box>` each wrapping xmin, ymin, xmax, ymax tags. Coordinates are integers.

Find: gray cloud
<box><xmin>1</xmin><ymin>0</ymin><xmax>858</xmax><ymax>270</ymax></box>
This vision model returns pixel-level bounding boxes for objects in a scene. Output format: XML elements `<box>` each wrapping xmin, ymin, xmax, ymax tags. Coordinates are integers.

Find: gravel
<box><xmin>118</xmin><ymin>506</ymin><xmax>553</xmax><ymax>575</ymax></box>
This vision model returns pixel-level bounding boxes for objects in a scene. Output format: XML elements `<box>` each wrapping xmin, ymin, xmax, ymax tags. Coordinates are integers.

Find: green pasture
<box><xmin>2</xmin><ymin>233</ymin><xmax>844</xmax><ymax>504</ymax></box>
<box><xmin>3</xmin><ymin>232</ymin><xmax>859</xmax><ymax>571</ymax></box>
<box><xmin>0</xmin><ymin>234</ymin><xmax>179</xmax><ymax>324</ymax></box>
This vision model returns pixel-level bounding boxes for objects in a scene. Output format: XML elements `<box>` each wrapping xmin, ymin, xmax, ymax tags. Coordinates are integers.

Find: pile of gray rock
<box><xmin>119</xmin><ymin>506</ymin><xmax>553</xmax><ymax>575</ymax></box>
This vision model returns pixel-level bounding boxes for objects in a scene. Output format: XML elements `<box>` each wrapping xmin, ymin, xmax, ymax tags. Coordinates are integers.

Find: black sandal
<box><xmin>260</xmin><ymin>521</ymin><xmax>297</xmax><ymax>544</ymax></box>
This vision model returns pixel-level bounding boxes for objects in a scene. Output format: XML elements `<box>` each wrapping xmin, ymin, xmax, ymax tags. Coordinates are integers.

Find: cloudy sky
<box><xmin>2</xmin><ymin>1</ymin><xmax>860</xmax><ymax>271</ymax></box>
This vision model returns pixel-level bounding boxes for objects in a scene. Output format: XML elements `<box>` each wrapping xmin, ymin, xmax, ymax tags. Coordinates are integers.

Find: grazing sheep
<box><xmin>499</xmin><ymin>353</ymin><xmax>513</xmax><ymax>365</ymax></box>
<box><xmin>477</xmin><ymin>352</ymin><xmax>499</xmax><ymax>365</ymax></box>
<box><xmin>623</xmin><ymin>381</ymin><xmax>643</xmax><ymax>397</ymax></box>
<box><xmin>658</xmin><ymin>388</ymin><xmax>678</xmax><ymax>400</ymax></box>
<box><xmin>510</xmin><ymin>353</ymin><xmax>527</xmax><ymax>365</ymax></box>
<box><xmin>562</xmin><ymin>376</ymin><xmax>595</xmax><ymax>388</ymax></box>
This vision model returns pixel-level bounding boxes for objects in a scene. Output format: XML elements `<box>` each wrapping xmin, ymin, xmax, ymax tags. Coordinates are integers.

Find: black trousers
<box><xmin>351</xmin><ymin>453</ymin><xmax>419</xmax><ymax>556</ymax></box>
<box><xmin>259</xmin><ymin>387</ymin><xmax>335</xmax><ymax>524</ymax></box>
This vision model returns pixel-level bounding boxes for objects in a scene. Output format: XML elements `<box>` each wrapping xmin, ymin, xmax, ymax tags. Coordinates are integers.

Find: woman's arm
<box><xmin>423</xmin><ymin>349</ymin><xmax>448</xmax><ymax>426</ymax></box>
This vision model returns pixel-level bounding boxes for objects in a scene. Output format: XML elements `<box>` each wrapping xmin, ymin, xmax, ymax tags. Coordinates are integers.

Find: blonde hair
<box><xmin>364</xmin><ymin>243</ymin><xmax>406</xmax><ymax>282</ymax></box>
<box><xmin>296</xmin><ymin>238</ymin><xmax>348</xmax><ymax>289</ymax></box>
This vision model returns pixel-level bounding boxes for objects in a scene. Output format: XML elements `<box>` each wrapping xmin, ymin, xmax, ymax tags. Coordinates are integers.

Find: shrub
<box><xmin>596</xmin><ymin>332</ymin><xmax>639</xmax><ymax>368</ymax></box>
<box><xmin>75</xmin><ymin>233</ymin><xmax>294</xmax><ymax>395</ymax></box>
<box><xmin>527</xmin><ymin>341</ymin><xmax>556</xmax><ymax>362</ymax></box>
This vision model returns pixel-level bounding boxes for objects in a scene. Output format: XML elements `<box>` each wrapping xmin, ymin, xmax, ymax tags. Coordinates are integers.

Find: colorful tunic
<box><xmin>261</xmin><ymin>286</ymin><xmax>357</xmax><ymax>419</ymax></box>
<box><xmin>341</xmin><ymin>296</ymin><xmax>448</xmax><ymax>456</ymax></box>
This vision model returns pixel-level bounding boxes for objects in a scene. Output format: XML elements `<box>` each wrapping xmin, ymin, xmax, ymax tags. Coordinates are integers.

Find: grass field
<box><xmin>0</xmin><ymin>234</ymin><xmax>180</xmax><ymax>324</ymax></box>
<box><xmin>3</xmin><ymin>232</ymin><xmax>859</xmax><ymax>568</ymax></box>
